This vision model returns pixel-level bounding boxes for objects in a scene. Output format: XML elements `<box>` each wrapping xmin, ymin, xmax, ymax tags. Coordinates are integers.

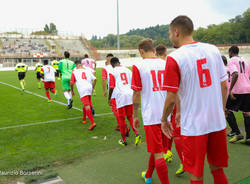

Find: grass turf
<box><xmin>0</xmin><ymin>69</ymin><xmax>249</xmax><ymax>184</ymax></box>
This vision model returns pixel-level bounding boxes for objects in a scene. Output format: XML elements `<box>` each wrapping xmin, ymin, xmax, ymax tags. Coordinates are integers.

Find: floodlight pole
<box><xmin>117</xmin><ymin>0</ymin><xmax>120</xmax><ymax>50</ymax></box>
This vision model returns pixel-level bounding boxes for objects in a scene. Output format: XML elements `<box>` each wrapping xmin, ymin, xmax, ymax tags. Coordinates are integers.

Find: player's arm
<box><xmin>175</xmin><ymin>95</ymin><xmax>181</xmax><ymax>127</ymax></box>
<box><xmin>70</xmin><ymin>73</ymin><xmax>76</xmax><ymax>96</ymax></box>
<box><xmin>94</xmin><ymin>61</ymin><xmax>97</xmax><ymax>70</ymax></box>
<box><xmin>108</xmin><ymin>74</ymin><xmax>115</xmax><ymax>105</ymax></box>
<box><xmin>221</xmin><ymin>80</ymin><xmax>228</xmax><ymax>112</ymax></box>
<box><xmin>40</xmin><ymin>68</ymin><xmax>44</xmax><ymax>79</ymax></box>
<box><xmin>229</xmin><ymin>71</ymin><xmax>238</xmax><ymax>100</ymax></box>
<box><xmin>161</xmin><ymin>56</ymin><xmax>180</xmax><ymax>138</ymax></box>
<box><xmin>15</xmin><ymin>65</ymin><xmax>18</xmax><ymax>71</ymax></box>
<box><xmin>102</xmin><ymin>68</ymin><xmax>108</xmax><ymax>97</ymax></box>
<box><xmin>58</xmin><ymin>62</ymin><xmax>62</xmax><ymax>73</ymax></box>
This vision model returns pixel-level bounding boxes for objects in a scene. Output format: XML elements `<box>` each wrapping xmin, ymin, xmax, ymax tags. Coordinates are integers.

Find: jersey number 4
<box><xmin>197</xmin><ymin>58</ymin><xmax>212</xmax><ymax>88</ymax></box>
<box><xmin>82</xmin><ymin>72</ymin><xmax>87</xmax><ymax>80</ymax></box>
<box><xmin>150</xmin><ymin>70</ymin><xmax>165</xmax><ymax>91</ymax></box>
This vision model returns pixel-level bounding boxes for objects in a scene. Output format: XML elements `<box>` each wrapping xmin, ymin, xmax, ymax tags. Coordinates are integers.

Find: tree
<box><xmin>44</xmin><ymin>23</ymin><xmax>58</xmax><ymax>35</ymax></box>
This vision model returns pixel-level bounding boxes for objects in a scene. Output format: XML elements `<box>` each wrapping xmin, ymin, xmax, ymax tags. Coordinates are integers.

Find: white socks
<box><xmin>64</xmin><ymin>91</ymin><xmax>71</xmax><ymax>105</ymax></box>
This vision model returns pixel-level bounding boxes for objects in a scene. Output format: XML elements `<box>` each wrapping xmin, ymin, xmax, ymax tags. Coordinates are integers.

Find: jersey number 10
<box><xmin>150</xmin><ymin>70</ymin><xmax>165</xmax><ymax>91</ymax></box>
<box><xmin>197</xmin><ymin>58</ymin><xmax>212</xmax><ymax>88</ymax></box>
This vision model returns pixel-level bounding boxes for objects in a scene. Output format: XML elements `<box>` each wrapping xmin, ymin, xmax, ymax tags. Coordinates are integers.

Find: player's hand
<box><xmin>103</xmin><ymin>91</ymin><xmax>107</xmax><ymax>97</ymax></box>
<box><xmin>108</xmin><ymin>99</ymin><xmax>112</xmax><ymax>106</ymax></box>
<box><xmin>230</xmin><ymin>91</ymin><xmax>236</xmax><ymax>100</ymax></box>
<box><xmin>161</xmin><ymin>121</ymin><xmax>173</xmax><ymax>139</ymax></box>
<box><xmin>175</xmin><ymin>112</ymin><xmax>181</xmax><ymax>128</ymax></box>
<box><xmin>133</xmin><ymin>117</ymin><xmax>140</xmax><ymax>132</ymax></box>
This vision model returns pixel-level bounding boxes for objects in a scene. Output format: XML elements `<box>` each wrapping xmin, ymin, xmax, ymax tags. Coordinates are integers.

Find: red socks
<box><xmin>86</xmin><ymin>108</ymin><xmax>94</xmax><ymax>124</ymax></box>
<box><xmin>45</xmin><ymin>90</ymin><xmax>51</xmax><ymax>100</ymax></box>
<box><xmin>211</xmin><ymin>168</ymin><xmax>228</xmax><ymax>184</ymax></box>
<box><xmin>146</xmin><ymin>153</ymin><xmax>155</xmax><ymax>178</ymax></box>
<box><xmin>119</xmin><ymin>116</ymin><xmax>126</xmax><ymax>142</ymax></box>
<box><xmin>82</xmin><ymin>107</ymin><xmax>86</xmax><ymax>121</ymax></box>
<box><xmin>190</xmin><ymin>180</ymin><xmax>203</xmax><ymax>184</ymax></box>
<box><xmin>50</xmin><ymin>89</ymin><xmax>55</xmax><ymax>93</ymax></box>
<box><xmin>155</xmin><ymin>158</ymin><xmax>169</xmax><ymax>184</ymax></box>
<box><xmin>114</xmin><ymin>111</ymin><xmax>120</xmax><ymax>126</ymax></box>
<box><xmin>167</xmin><ymin>137</ymin><xmax>173</xmax><ymax>151</ymax></box>
<box><xmin>127</xmin><ymin>116</ymin><xmax>138</xmax><ymax>135</ymax></box>
<box><xmin>174</xmin><ymin>137</ymin><xmax>183</xmax><ymax>163</ymax></box>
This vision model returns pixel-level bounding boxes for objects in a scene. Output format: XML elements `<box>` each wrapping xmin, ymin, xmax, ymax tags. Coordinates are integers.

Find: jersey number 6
<box><xmin>197</xmin><ymin>58</ymin><xmax>212</xmax><ymax>88</ymax></box>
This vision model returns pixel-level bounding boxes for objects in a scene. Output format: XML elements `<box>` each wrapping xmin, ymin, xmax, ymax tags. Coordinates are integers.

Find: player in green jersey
<box><xmin>51</xmin><ymin>58</ymin><xmax>61</xmax><ymax>80</ymax></box>
<box><xmin>34</xmin><ymin>60</ymin><xmax>43</xmax><ymax>89</ymax></box>
<box><xmin>59</xmin><ymin>51</ymin><xmax>76</xmax><ymax>109</ymax></box>
<box><xmin>15</xmin><ymin>59</ymin><xmax>28</xmax><ymax>91</ymax></box>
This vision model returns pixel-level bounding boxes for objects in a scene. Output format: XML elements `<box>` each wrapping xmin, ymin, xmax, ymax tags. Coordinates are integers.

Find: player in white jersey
<box><xmin>102</xmin><ymin>53</ymin><xmax>121</xmax><ymax>131</ymax></box>
<box><xmin>226</xmin><ymin>46</ymin><xmax>250</xmax><ymax>145</ymax></box>
<box><xmin>40</xmin><ymin>60</ymin><xmax>57</xmax><ymax>103</ymax></box>
<box><xmin>132</xmin><ymin>39</ymin><xmax>171</xmax><ymax>184</ymax></box>
<box><xmin>70</xmin><ymin>60</ymin><xmax>97</xmax><ymax>131</ymax></box>
<box><xmin>161</xmin><ymin>16</ymin><xmax>228</xmax><ymax>184</ymax></box>
<box><xmin>108</xmin><ymin>57</ymin><xmax>141</xmax><ymax>147</ymax></box>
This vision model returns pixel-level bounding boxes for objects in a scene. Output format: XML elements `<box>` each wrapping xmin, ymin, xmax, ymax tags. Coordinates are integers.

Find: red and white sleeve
<box><xmin>70</xmin><ymin>73</ymin><xmax>76</xmax><ymax>85</ymax></box>
<box><xmin>109</xmin><ymin>73</ymin><xmax>116</xmax><ymax>89</ymax></box>
<box><xmin>131</xmin><ymin>65</ymin><xmax>142</xmax><ymax>91</ymax></box>
<box><xmin>163</xmin><ymin>56</ymin><xmax>180</xmax><ymax>92</ymax></box>
<box><xmin>102</xmin><ymin>68</ymin><xmax>107</xmax><ymax>80</ymax></box>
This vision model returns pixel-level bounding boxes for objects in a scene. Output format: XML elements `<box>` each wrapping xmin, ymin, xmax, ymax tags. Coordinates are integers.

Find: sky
<box><xmin>0</xmin><ymin>0</ymin><xmax>249</xmax><ymax>39</ymax></box>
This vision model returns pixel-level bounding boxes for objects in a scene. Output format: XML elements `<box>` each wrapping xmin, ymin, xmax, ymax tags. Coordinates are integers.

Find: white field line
<box><xmin>0</xmin><ymin>81</ymin><xmax>82</xmax><ymax>111</ymax></box>
<box><xmin>0</xmin><ymin>111</ymin><xmax>113</xmax><ymax>131</ymax></box>
<box><xmin>0</xmin><ymin>81</ymin><xmax>113</xmax><ymax>130</ymax></box>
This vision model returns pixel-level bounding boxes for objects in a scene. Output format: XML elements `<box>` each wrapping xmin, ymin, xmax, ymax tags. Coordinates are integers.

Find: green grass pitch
<box><xmin>0</xmin><ymin>69</ymin><xmax>249</xmax><ymax>184</ymax></box>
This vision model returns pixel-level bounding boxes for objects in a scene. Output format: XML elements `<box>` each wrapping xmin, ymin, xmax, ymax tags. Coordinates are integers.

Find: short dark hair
<box><xmin>75</xmin><ymin>60</ymin><xmax>81</xmax><ymax>65</ymax></box>
<box><xmin>110</xmin><ymin>57</ymin><xmax>120</xmax><ymax>66</ymax></box>
<box><xmin>18</xmin><ymin>59</ymin><xmax>22</xmax><ymax>62</ymax></box>
<box><xmin>64</xmin><ymin>51</ymin><xmax>70</xmax><ymax>58</ymax></box>
<box><xmin>106</xmin><ymin>53</ymin><xmax>114</xmax><ymax>58</ymax></box>
<box><xmin>84</xmin><ymin>54</ymin><xmax>89</xmax><ymax>58</ymax></box>
<box><xmin>229</xmin><ymin>46</ymin><xmax>239</xmax><ymax>55</ymax></box>
<box><xmin>170</xmin><ymin>15</ymin><xmax>194</xmax><ymax>36</ymax></box>
<box><xmin>221</xmin><ymin>55</ymin><xmax>227</xmax><ymax>66</ymax></box>
<box><xmin>43</xmin><ymin>59</ymin><xmax>48</xmax><ymax>65</ymax></box>
<box><xmin>155</xmin><ymin>44</ymin><xmax>167</xmax><ymax>56</ymax></box>
<box><xmin>138</xmin><ymin>38</ymin><xmax>154</xmax><ymax>52</ymax></box>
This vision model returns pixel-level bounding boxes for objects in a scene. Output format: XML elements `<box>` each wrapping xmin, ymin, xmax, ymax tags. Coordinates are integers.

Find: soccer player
<box><xmin>161</xmin><ymin>16</ymin><xmax>228</xmax><ymax>184</ymax></box>
<box><xmin>155</xmin><ymin>44</ymin><xmax>167</xmax><ymax>60</ymax></box>
<box><xmin>226</xmin><ymin>46</ymin><xmax>250</xmax><ymax>145</ymax></box>
<box><xmin>34</xmin><ymin>60</ymin><xmax>43</xmax><ymax>89</ymax></box>
<box><xmin>70</xmin><ymin>60</ymin><xmax>97</xmax><ymax>131</ymax></box>
<box><xmin>40</xmin><ymin>60</ymin><xmax>56</xmax><ymax>103</ymax></box>
<box><xmin>222</xmin><ymin>56</ymin><xmax>241</xmax><ymax>137</ymax></box>
<box><xmin>59</xmin><ymin>51</ymin><xmax>76</xmax><ymax>109</ymax></box>
<box><xmin>82</xmin><ymin>54</ymin><xmax>96</xmax><ymax>71</ymax></box>
<box><xmin>102</xmin><ymin>53</ymin><xmax>120</xmax><ymax>131</ymax></box>
<box><xmin>108</xmin><ymin>57</ymin><xmax>141</xmax><ymax>146</ymax></box>
<box><xmin>15</xmin><ymin>59</ymin><xmax>28</xmax><ymax>91</ymax></box>
<box><xmin>51</xmin><ymin>58</ymin><xmax>61</xmax><ymax>80</ymax></box>
<box><xmin>155</xmin><ymin>44</ymin><xmax>173</xmax><ymax>163</ymax></box>
<box><xmin>132</xmin><ymin>39</ymin><xmax>170</xmax><ymax>184</ymax></box>
<box><xmin>82</xmin><ymin>54</ymin><xmax>96</xmax><ymax>96</ymax></box>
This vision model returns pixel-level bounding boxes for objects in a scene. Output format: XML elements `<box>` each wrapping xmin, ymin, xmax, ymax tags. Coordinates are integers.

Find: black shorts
<box><xmin>36</xmin><ymin>72</ymin><xmax>41</xmax><ymax>79</ymax></box>
<box><xmin>18</xmin><ymin>72</ymin><xmax>25</xmax><ymax>80</ymax></box>
<box><xmin>226</xmin><ymin>94</ymin><xmax>250</xmax><ymax>113</ymax></box>
<box><xmin>55</xmin><ymin>70</ymin><xmax>59</xmax><ymax>77</ymax></box>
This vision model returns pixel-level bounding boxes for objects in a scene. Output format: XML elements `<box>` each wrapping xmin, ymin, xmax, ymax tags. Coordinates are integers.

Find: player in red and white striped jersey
<box><xmin>132</xmin><ymin>39</ymin><xmax>171</xmax><ymax>184</ymax></box>
<box><xmin>161</xmin><ymin>16</ymin><xmax>228</xmax><ymax>184</ymax></box>
<box><xmin>102</xmin><ymin>53</ymin><xmax>121</xmax><ymax>131</ymax></box>
<box><xmin>108</xmin><ymin>57</ymin><xmax>141</xmax><ymax>146</ymax></box>
<box><xmin>40</xmin><ymin>60</ymin><xmax>56</xmax><ymax>102</ymax></box>
<box><xmin>70</xmin><ymin>60</ymin><xmax>97</xmax><ymax>131</ymax></box>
